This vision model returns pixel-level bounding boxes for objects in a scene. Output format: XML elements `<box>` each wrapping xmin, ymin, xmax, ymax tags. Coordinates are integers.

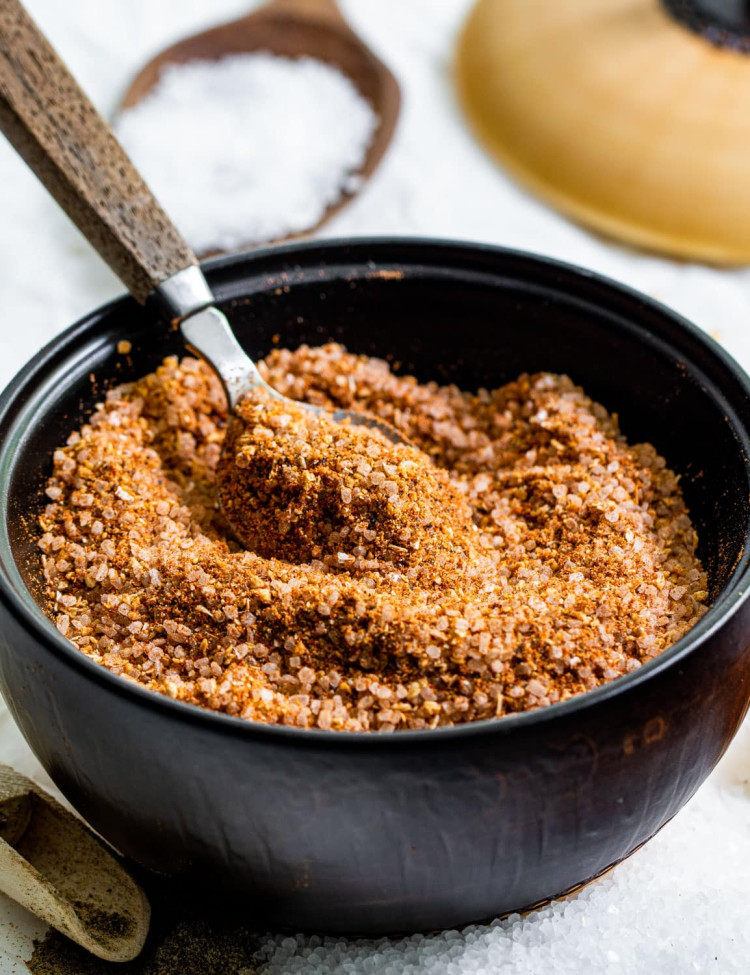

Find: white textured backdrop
<box><xmin>2</xmin><ymin>1</ymin><xmax>750</xmax><ymax>971</ymax></box>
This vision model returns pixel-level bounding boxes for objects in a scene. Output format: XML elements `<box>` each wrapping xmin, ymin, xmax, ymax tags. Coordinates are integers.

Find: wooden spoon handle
<box><xmin>0</xmin><ymin>0</ymin><xmax>197</xmax><ymax>303</ymax></box>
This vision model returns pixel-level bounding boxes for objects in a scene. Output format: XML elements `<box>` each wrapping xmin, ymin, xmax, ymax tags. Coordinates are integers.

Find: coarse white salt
<box><xmin>115</xmin><ymin>52</ymin><xmax>378</xmax><ymax>253</ymax></box>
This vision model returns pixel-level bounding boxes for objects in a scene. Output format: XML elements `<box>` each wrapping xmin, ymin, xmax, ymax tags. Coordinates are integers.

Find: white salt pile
<box><xmin>115</xmin><ymin>52</ymin><xmax>378</xmax><ymax>254</ymax></box>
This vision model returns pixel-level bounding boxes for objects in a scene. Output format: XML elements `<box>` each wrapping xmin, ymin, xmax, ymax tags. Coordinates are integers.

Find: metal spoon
<box><xmin>0</xmin><ymin>765</ymin><xmax>149</xmax><ymax>961</ymax></box>
<box><xmin>0</xmin><ymin>2</ymin><xmax>406</xmax><ymax>446</ymax></box>
<box><xmin>119</xmin><ymin>0</ymin><xmax>401</xmax><ymax>256</ymax></box>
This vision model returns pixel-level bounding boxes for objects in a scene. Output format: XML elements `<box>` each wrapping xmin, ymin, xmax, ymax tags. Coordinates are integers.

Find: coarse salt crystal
<box><xmin>115</xmin><ymin>53</ymin><xmax>378</xmax><ymax>253</ymax></box>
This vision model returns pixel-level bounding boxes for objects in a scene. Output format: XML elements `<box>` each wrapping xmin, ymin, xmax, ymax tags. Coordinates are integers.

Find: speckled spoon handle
<box><xmin>0</xmin><ymin>0</ymin><xmax>196</xmax><ymax>303</ymax></box>
<box><xmin>0</xmin><ymin>0</ymin><xmax>260</xmax><ymax>406</ymax></box>
<box><xmin>0</xmin><ymin>0</ymin><xmax>406</xmax><ymax>444</ymax></box>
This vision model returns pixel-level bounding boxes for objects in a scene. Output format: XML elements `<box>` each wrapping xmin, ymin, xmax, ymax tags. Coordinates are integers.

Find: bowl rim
<box><xmin>2</xmin><ymin>236</ymin><xmax>750</xmax><ymax>747</ymax></box>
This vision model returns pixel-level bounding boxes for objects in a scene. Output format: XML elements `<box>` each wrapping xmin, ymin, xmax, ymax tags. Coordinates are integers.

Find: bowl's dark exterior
<box><xmin>1</xmin><ymin>241</ymin><xmax>750</xmax><ymax>935</ymax></box>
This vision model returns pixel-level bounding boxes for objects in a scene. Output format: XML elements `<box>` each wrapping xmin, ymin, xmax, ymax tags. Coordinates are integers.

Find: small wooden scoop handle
<box><xmin>0</xmin><ymin>765</ymin><xmax>150</xmax><ymax>962</ymax></box>
<box><xmin>0</xmin><ymin>0</ymin><xmax>197</xmax><ymax>303</ymax></box>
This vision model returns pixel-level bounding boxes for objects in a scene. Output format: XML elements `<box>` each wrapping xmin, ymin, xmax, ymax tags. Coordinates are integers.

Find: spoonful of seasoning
<box><xmin>117</xmin><ymin>0</ymin><xmax>401</xmax><ymax>255</ymax></box>
<box><xmin>218</xmin><ymin>388</ymin><xmax>481</xmax><ymax>571</ymax></box>
<box><xmin>0</xmin><ymin>0</ymin><xmax>407</xmax><ymax>546</ymax></box>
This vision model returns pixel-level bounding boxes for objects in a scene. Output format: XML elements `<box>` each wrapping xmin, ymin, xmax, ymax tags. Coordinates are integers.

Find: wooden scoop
<box><xmin>0</xmin><ymin>765</ymin><xmax>150</xmax><ymax>962</ymax></box>
<box><xmin>120</xmin><ymin>0</ymin><xmax>401</xmax><ymax>254</ymax></box>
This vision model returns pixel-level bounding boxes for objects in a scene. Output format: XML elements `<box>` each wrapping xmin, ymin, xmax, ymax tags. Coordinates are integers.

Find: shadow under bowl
<box><xmin>1</xmin><ymin>239</ymin><xmax>750</xmax><ymax>934</ymax></box>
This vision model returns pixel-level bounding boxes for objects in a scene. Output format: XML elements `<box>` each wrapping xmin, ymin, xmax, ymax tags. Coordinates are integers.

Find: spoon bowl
<box><xmin>120</xmin><ymin>0</ymin><xmax>401</xmax><ymax>254</ymax></box>
<box><xmin>178</xmin><ymin>298</ymin><xmax>409</xmax><ymax>443</ymax></box>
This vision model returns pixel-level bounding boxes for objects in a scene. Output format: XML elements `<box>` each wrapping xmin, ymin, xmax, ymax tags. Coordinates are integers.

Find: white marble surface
<box><xmin>2</xmin><ymin>1</ymin><xmax>750</xmax><ymax>971</ymax></box>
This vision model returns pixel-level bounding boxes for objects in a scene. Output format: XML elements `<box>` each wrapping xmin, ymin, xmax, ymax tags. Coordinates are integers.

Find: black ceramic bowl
<box><xmin>1</xmin><ymin>240</ymin><xmax>750</xmax><ymax>935</ymax></box>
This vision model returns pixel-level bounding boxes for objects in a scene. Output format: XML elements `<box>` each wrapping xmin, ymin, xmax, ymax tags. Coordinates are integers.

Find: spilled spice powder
<box><xmin>36</xmin><ymin>343</ymin><xmax>708</xmax><ymax>731</ymax></box>
<box><xmin>27</xmin><ymin>880</ymin><xmax>259</xmax><ymax>975</ymax></box>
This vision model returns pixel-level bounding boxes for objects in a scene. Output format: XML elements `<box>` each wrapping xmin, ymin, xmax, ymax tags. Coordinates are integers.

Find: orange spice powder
<box><xmin>37</xmin><ymin>344</ymin><xmax>708</xmax><ymax>731</ymax></box>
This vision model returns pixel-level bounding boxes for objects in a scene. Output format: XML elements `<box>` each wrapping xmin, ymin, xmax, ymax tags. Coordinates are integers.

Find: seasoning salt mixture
<box><xmin>115</xmin><ymin>53</ymin><xmax>378</xmax><ymax>254</ymax></box>
<box><xmin>36</xmin><ymin>343</ymin><xmax>708</xmax><ymax>731</ymax></box>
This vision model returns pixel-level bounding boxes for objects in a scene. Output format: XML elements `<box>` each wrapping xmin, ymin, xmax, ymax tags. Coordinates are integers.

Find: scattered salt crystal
<box><xmin>115</xmin><ymin>53</ymin><xmax>378</xmax><ymax>253</ymax></box>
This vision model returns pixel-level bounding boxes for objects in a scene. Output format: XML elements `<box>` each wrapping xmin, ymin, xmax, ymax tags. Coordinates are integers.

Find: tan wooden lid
<box><xmin>455</xmin><ymin>0</ymin><xmax>750</xmax><ymax>264</ymax></box>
